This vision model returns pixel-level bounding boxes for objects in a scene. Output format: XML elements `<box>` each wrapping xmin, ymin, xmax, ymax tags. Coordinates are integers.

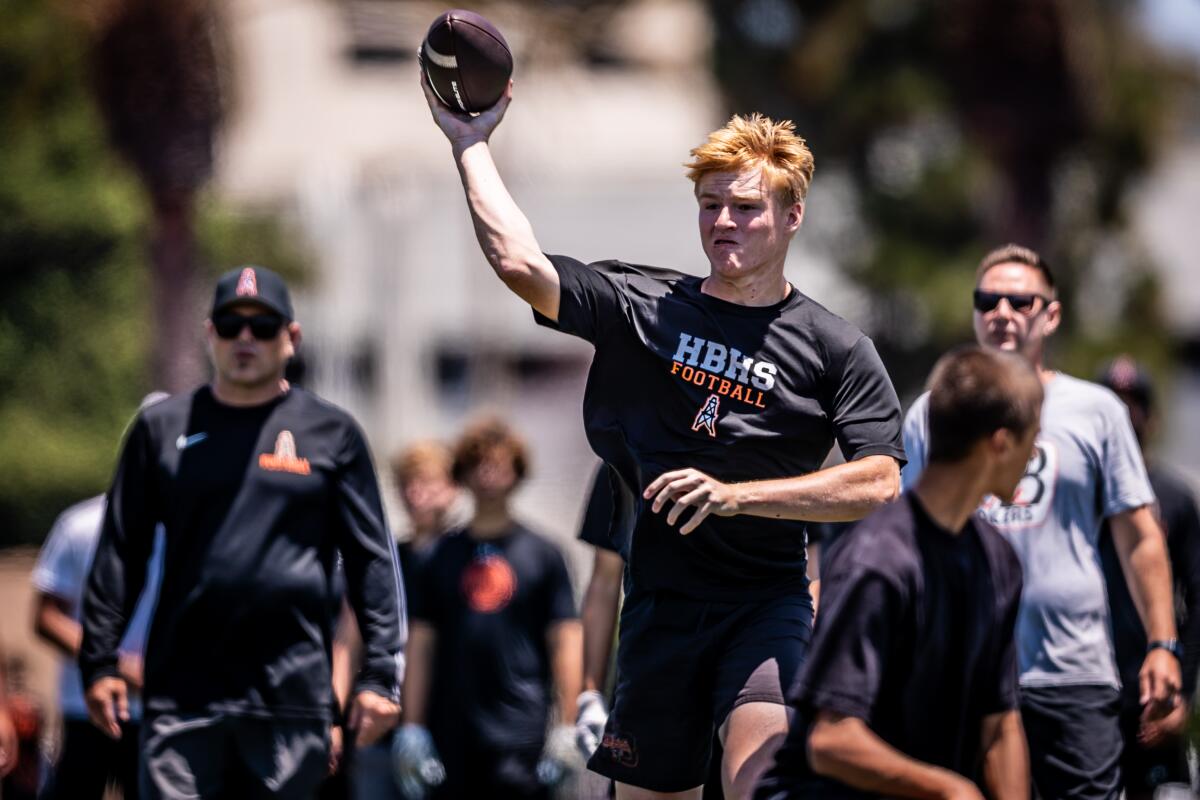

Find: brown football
<box><xmin>421</xmin><ymin>10</ymin><xmax>513</xmax><ymax>114</ymax></box>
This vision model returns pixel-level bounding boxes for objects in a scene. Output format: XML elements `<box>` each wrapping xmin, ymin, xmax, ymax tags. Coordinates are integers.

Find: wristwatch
<box><xmin>1147</xmin><ymin>638</ymin><xmax>1184</xmax><ymax>662</ymax></box>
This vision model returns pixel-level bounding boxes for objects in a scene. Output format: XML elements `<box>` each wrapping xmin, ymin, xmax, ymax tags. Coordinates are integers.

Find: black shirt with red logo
<box><xmin>410</xmin><ymin>523</ymin><xmax>576</xmax><ymax>750</ymax></box>
<box><xmin>79</xmin><ymin>385</ymin><xmax>404</xmax><ymax>721</ymax></box>
<box><xmin>534</xmin><ymin>255</ymin><xmax>905</xmax><ymax>601</ymax></box>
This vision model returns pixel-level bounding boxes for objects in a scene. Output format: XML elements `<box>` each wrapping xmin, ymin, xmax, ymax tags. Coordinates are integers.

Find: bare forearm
<box><xmin>401</xmin><ymin>623</ymin><xmax>435</xmax><ymax>725</ymax></box>
<box><xmin>331</xmin><ymin>600</ymin><xmax>360</xmax><ymax>713</ymax></box>
<box><xmin>809</xmin><ymin>715</ymin><xmax>977</xmax><ymax>799</ymax></box>
<box><xmin>34</xmin><ymin>601</ymin><xmax>82</xmax><ymax>659</ymax></box>
<box><xmin>581</xmin><ymin>552</ymin><xmax>622</xmax><ymax>692</ymax></box>
<box><xmin>1114</xmin><ymin>508</ymin><xmax>1178</xmax><ymax>641</ymax></box>
<box><xmin>981</xmin><ymin>711</ymin><xmax>1029</xmax><ymax>800</ymax></box>
<box><xmin>453</xmin><ymin>140</ymin><xmax>556</xmax><ymax>315</ymax></box>
<box><xmin>549</xmin><ymin>620</ymin><xmax>583</xmax><ymax>725</ymax></box>
<box><xmin>735</xmin><ymin>456</ymin><xmax>900</xmax><ymax>523</ymax></box>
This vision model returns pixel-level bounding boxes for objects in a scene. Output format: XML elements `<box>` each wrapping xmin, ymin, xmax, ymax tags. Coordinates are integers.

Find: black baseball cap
<box><xmin>1098</xmin><ymin>355</ymin><xmax>1155</xmax><ymax>410</ymax></box>
<box><xmin>211</xmin><ymin>265</ymin><xmax>294</xmax><ymax>320</ymax></box>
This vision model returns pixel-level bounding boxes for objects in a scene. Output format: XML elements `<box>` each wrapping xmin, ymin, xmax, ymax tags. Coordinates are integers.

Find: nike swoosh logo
<box><xmin>176</xmin><ymin>433</ymin><xmax>209</xmax><ymax>451</ymax></box>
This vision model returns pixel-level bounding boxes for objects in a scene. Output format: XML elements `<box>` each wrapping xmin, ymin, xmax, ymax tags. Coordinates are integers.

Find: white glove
<box><xmin>537</xmin><ymin>723</ymin><xmax>579</xmax><ymax>786</ymax></box>
<box><xmin>391</xmin><ymin>724</ymin><xmax>446</xmax><ymax>800</ymax></box>
<box><xmin>574</xmin><ymin>690</ymin><xmax>608</xmax><ymax>760</ymax></box>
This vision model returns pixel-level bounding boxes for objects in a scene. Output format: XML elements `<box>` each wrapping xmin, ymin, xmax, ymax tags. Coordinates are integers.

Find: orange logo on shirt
<box><xmin>461</xmin><ymin>553</ymin><xmax>517</xmax><ymax>613</ymax></box>
<box><xmin>259</xmin><ymin>430</ymin><xmax>311</xmax><ymax>475</ymax></box>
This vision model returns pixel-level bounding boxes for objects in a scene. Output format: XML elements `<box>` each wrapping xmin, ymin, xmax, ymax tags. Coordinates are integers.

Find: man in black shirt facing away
<box><xmin>422</xmin><ymin>76</ymin><xmax>905</xmax><ymax>799</ymax></box>
<box><xmin>1097</xmin><ymin>356</ymin><xmax>1200</xmax><ymax>799</ymax></box>
<box><xmin>756</xmin><ymin>346</ymin><xmax>1039</xmax><ymax>800</ymax></box>
<box><xmin>80</xmin><ymin>265</ymin><xmax>405</xmax><ymax>799</ymax></box>
<box><xmin>396</xmin><ymin>417</ymin><xmax>582</xmax><ymax>799</ymax></box>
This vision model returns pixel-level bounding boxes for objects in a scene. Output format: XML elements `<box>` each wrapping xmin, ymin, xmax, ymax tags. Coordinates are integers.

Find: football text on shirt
<box><xmin>669</xmin><ymin>332</ymin><xmax>776</xmax><ymax>409</ymax></box>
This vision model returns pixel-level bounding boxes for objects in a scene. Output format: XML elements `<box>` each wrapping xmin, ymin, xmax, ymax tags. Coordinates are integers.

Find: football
<box><xmin>421</xmin><ymin>10</ymin><xmax>513</xmax><ymax>114</ymax></box>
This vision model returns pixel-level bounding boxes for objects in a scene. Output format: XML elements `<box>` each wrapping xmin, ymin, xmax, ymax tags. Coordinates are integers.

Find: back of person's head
<box><xmin>391</xmin><ymin>440</ymin><xmax>453</xmax><ymax>488</ymax></box>
<box><xmin>684</xmin><ymin>113</ymin><xmax>815</xmax><ymax>205</ymax></box>
<box><xmin>451</xmin><ymin>416</ymin><xmax>529</xmax><ymax>489</ymax></box>
<box><xmin>926</xmin><ymin>346</ymin><xmax>1043</xmax><ymax>464</ymax></box>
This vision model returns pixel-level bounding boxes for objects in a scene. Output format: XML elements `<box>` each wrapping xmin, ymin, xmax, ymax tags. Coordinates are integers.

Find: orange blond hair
<box><xmin>684</xmin><ymin>113</ymin><xmax>815</xmax><ymax>205</ymax></box>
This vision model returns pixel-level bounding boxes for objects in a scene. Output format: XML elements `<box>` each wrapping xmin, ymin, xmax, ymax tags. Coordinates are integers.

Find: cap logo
<box><xmin>236</xmin><ymin>267</ymin><xmax>258</xmax><ymax>298</ymax></box>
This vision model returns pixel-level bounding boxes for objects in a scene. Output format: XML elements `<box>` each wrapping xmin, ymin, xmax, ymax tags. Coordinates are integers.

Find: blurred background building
<box><xmin>2</xmin><ymin>0</ymin><xmax>1199</xmax><ymax>770</ymax></box>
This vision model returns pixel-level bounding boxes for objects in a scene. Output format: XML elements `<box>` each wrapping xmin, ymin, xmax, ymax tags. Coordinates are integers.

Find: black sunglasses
<box><xmin>213</xmin><ymin>312</ymin><xmax>287</xmax><ymax>340</ymax></box>
<box><xmin>973</xmin><ymin>290</ymin><xmax>1050</xmax><ymax>314</ymax></box>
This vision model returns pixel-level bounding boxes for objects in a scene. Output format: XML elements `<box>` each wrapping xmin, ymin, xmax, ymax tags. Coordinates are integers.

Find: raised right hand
<box><xmin>419</xmin><ymin>66</ymin><xmax>513</xmax><ymax>149</ymax></box>
<box><xmin>85</xmin><ymin>676</ymin><xmax>128</xmax><ymax>740</ymax></box>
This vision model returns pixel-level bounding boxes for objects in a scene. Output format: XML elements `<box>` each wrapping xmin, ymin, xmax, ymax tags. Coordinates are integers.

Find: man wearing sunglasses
<box><xmin>80</xmin><ymin>265</ymin><xmax>406</xmax><ymax>799</ymax></box>
<box><xmin>901</xmin><ymin>245</ymin><xmax>1180</xmax><ymax>800</ymax></box>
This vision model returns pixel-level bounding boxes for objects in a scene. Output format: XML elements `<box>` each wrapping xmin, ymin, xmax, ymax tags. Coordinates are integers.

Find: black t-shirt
<box><xmin>411</xmin><ymin>523</ymin><xmax>577</xmax><ymax>750</ymax></box>
<box><xmin>535</xmin><ymin>256</ymin><xmax>905</xmax><ymax>600</ymax></box>
<box><xmin>80</xmin><ymin>386</ymin><xmax>404</xmax><ymax>720</ymax></box>
<box><xmin>577</xmin><ymin>463</ymin><xmax>635</xmax><ymax>556</ymax></box>
<box><xmin>1101</xmin><ymin>465</ymin><xmax>1200</xmax><ymax>702</ymax></box>
<box><xmin>757</xmin><ymin>494</ymin><xmax>1023</xmax><ymax>798</ymax></box>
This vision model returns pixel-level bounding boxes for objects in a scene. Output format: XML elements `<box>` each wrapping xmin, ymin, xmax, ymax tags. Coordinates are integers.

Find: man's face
<box><xmin>464</xmin><ymin>446</ymin><xmax>519</xmax><ymax>503</ymax></box>
<box><xmin>696</xmin><ymin>167</ymin><xmax>802</xmax><ymax>281</ymax></box>
<box><xmin>205</xmin><ymin>303</ymin><xmax>298</xmax><ymax>390</ymax></box>
<box><xmin>400</xmin><ymin>468</ymin><xmax>457</xmax><ymax>529</ymax></box>
<box><xmin>973</xmin><ymin>263</ymin><xmax>1060</xmax><ymax>362</ymax></box>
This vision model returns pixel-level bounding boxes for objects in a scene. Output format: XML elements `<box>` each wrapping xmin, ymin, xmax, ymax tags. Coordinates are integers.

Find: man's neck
<box><xmin>913</xmin><ymin>462</ymin><xmax>991</xmax><ymax>534</ymax></box>
<box><xmin>470</xmin><ymin>502</ymin><xmax>513</xmax><ymax>539</ymax></box>
<box><xmin>211</xmin><ymin>376</ymin><xmax>289</xmax><ymax>407</ymax></box>
<box><xmin>702</xmin><ymin>266</ymin><xmax>790</xmax><ymax>307</ymax></box>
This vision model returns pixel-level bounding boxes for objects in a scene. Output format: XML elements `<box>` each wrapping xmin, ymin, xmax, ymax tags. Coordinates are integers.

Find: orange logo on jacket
<box><xmin>461</xmin><ymin>553</ymin><xmax>517</xmax><ymax>613</ymax></box>
<box><xmin>259</xmin><ymin>430</ymin><xmax>311</xmax><ymax>475</ymax></box>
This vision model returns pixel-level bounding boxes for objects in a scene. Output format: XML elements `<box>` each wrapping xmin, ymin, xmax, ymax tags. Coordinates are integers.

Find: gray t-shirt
<box><xmin>901</xmin><ymin>373</ymin><xmax>1156</xmax><ymax>688</ymax></box>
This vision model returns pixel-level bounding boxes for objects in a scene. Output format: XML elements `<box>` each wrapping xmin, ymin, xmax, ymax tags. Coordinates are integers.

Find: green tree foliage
<box><xmin>0</xmin><ymin>0</ymin><xmax>305</xmax><ymax>546</ymax></box>
<box><xmin>709</xmin><ymin>0</ymin><xmax>1196</xmax><ymax>395</ymax></box>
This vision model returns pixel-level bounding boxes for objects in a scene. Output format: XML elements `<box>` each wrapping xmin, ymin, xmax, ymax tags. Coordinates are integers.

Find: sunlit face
<box><xmin>974</xmin><ymin>263</ymin><xmax>1060</xmax><ymax>361</ymax></box>
<box><xmin>205</xmin><ymin>303</ymin><xmax>298</xmax><ymax>391</ymax></box>
<box><xmin>991</xmin><ymin>420</ymin><xmax>1041</xmax><ymax>504</ymax></box>
<box><xmin>696</xmin><ymin>167</ymin><xmax>803</xmax><ymax>281</ymax></box>
<box><xmin>400</xmin><ymin>468</ymin><xmax>457</xmax><ymax>530</ymax></box>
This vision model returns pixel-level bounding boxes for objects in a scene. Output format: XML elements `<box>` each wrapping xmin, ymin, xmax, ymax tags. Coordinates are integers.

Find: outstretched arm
<box><xmin>645</xmin><ymin>455</ymin><xmax>900</xmax><ymax>535</ymax></box>
<box><xmin>807</xmin><ymin>712</ymin><xmax>983</xmax><ymax>800</ymax></box>
<box><xmin>420</xmin><ymin>72</ymin><xmax>560</xmax><ymax>319</ymax></box>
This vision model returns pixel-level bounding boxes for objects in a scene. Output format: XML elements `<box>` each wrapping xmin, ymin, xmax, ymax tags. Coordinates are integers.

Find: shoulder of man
<box><xmin>824</xmin><ymin>500</ymin><xmax>920</xmax><ymax>585</ymax></box>
<box><xmin>53</xmin><ymin>494</ymin><xmax>107</xmax><ymax>540</ymax></box>
<box><xmin>1051</xmin><ymin>373</ymin><xmax>1128</xmax><ymax>419</ymax></box>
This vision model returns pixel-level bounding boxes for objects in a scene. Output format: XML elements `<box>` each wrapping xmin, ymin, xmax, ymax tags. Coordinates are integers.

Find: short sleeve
<box><xmin>541</xmin><ymin>543</ymin><xmax>578</xmax><ymax>625</ymax></box>
<box><xmin>32</xmin><ymin>511</ymin><xmax>86</xmax><ymax>600</ymax></box>
<box><xmin>792</xmin><ymin>567</ymin><xmax>900</xmax><ymax>720</ymax></box>
<box><xmin>532</xmin><ymin>255</ymin><xmax>627</xmax><ymax>344</ymax></box>
<box><xmin>830</xmin><ymin>337</ymin><xmax>906</xmax><ymax>466</ymax></box>
<box><xmin>981</xmin><ymin>563</ymin><xmax>1023</xmax><ymax>714</ymax></box>
<box><xmin>1099</xmin><ymin>398</ymin><xmax>1156</xmax><ymax>518</ymax></box>
<box><xmin>900</xmin><ymin>394</ymin><xmax>930</xmax><ymax>491</ymax></box>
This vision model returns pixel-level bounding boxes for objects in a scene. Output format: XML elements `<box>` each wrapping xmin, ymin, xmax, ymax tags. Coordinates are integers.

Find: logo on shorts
<box><xmin>691</xmin><ymin>394</ymin><xmax>720</xmax><ymax>437</ymax></box>
<box><xmin>236</xmin><ymin>267</ymin><xmax>258</xmax><ymax>297</ymax></box>
<box><xmin>258</xmin><ymin>430</ymin><xmax>311</xmax><ymax>475</ymax></box>
<box><xmin>600</xmin><ymin>732</ymin><xmax>639</xmax><ymax>768</ymax></box>
<box><xmin>461</xmin><ymin>548</ymin><xmax>517</xmax><ymax>613</ymax></box>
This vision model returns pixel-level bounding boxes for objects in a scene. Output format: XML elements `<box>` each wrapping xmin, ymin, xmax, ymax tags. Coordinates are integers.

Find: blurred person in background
<box><xmin>332</xmin><ymin>441</ymin><xmax>459</xmax><ymax>800</ymax></box>
<box><xmin>32</xmin><ymin>393</ymin><xmax>168</xmax><ymax>800</ymax></box>
<box><xmin>757</xmin><ymin>345</ymin><xmax>1039</xmax><ymax>800</ymax></box>
<box><xmin>0</xmin><ymin>645</ymin><xmax>20</xmax><ymax>781</ymax></box>
<box><xmin>80</xmin><ymin>265</ymin><xmax>405</xmax><ymax>799</ymax></box>
<box><xmin>423</xmin><ymin>78</ymin><xmax>906</xmax><ymax>800</ymax></box>
<box><xmin>395</xmin><ymin>417</ymin><xmax>582</xmax><ymax>799</ymax></box>
<box><xmin>1097</xmin><ymin>356</ymin><xmax>1200</xmax><ymax>799</ymax></box>
<box><xmin>902</xmin><ymin>245</ymin><xmax>1180</xmax><ymax>799</ymax></box>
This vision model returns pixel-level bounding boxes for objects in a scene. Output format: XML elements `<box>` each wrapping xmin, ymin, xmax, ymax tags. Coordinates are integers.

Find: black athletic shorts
<box><xmin>1022</xmin><ymin>684</ymin><xmax>1124</xmax><ymax>800</ymax></box>
<box><xmin>588</xmin><ymin>588</ymin><xmax>813</xmax><ymax>792</ymax></box>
